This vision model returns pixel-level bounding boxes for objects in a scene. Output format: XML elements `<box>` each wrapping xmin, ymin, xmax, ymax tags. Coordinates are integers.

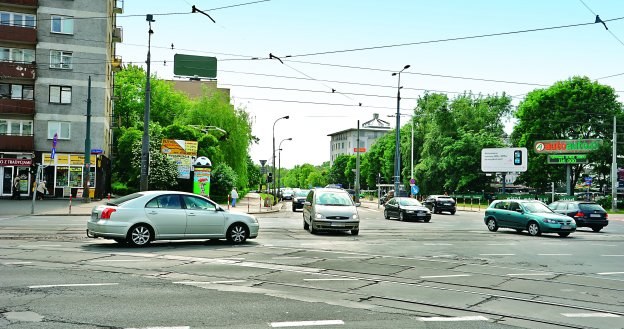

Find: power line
<box><xmin>279</xmin><ymin>15</ymin><xmax>624</xmax><ymax>58</ymax></box>
<box><xmin>233</xmin><ymin>96</ymin><xmax>413</xmax><ymax>111</ymax></box>
<box><xmin>577</xmin><ymin>0</ymin><xmax>624</xmax><ymax>48</ymax></box>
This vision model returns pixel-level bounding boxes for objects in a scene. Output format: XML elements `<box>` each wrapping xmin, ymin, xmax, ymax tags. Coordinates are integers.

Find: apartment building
<box><xmin>328</xmin><ymin>113</ymin><xmax>392</xmax><ymax>166</ymax></box>
<box><xmin>0</xmin><ymin>0</ymin><xmax>121</xmax><ymax>199</ymax></box>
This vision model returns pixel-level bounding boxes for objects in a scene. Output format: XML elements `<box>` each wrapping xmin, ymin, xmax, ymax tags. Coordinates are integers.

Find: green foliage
<box><xmin>211</xmin><ymin>163</ymin><xmax>238</xmax><ymax>200</ymax></box>
<box><xmin>111</xmin><ymin>181</ymin><xmax>135</xmax><ymax>196</ymax></box>
<box><xmin>129</xmin><ymin>123</ymin><xmax>179</xmax><ymax>190</ymax></box>
<box><xmin>328</xmin><ymin>155</ymin><xmax>352</xmax><ymax>187</ymax></box>
<box><xmin>282</xmin><ymin>163</ymin><xmax>328</xmax><ymax>188</ymax></box>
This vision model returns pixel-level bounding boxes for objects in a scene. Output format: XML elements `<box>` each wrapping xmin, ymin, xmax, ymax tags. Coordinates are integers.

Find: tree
<box><xmin>328</xmin><ymin>155</ymin><xmax>352</xmax><ymax>187</ymax></box>
<box><xmin>511</xmin><ymin>76</ymin><xmax>621</xmax><ymax>193</ymax></box>
<box><xmin>129</xmin><ymin>123</ymin><xmax>179</xmax><ymax>190</ymax></box>
<box><xmin>211</xmin><ymin>163</ymin><xmax>238</xmax><ymax>200</ymax></box>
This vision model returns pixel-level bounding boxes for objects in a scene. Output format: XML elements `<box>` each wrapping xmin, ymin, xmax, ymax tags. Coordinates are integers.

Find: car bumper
<box><xmin>87</xmin><ymin>221</ymin><xmax>129</xmax><ymax>239</ymax></box>
<box><xmin>540</xmin><ymin>222</ymin><xmax>577</xmax><ymax>233</ymax></box>
<box><xmin>311</xmin><ymin>220</ymin><xmax>359</xmax><ymax>231</ymax></box>
<box><xmin>574</xmin><ymin>218</ymin><xmax>609</xmax><ymax>227</ymax></box>
<box><xmin>402</xmin><ymin>212</ymin><xmax>431</xmax><ymax>220</ymax></box>
<box><xmin>292</xmin><ymin>202</ymin><xmax>305</xmax><ymax>209</ymax></box>
<box><xmin>248</xmin><ymin>223</ymin><xmax>260</xmax><ymax>238</ymax></box>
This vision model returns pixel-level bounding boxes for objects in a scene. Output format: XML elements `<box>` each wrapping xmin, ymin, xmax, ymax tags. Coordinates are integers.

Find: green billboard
<box><xmin>174</xmin><ymin>54</ymin><xmax>217</xmax><ymax>78</ymax></box>
<box><xmin>547</xmin><ymin>154</ymin><xmax>589</xmax><ymax>164</ymax></box>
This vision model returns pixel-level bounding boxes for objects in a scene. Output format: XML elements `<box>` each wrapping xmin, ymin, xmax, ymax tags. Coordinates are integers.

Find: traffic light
<box><xmin>514</xmin><ymin>150</ymin><xmax>522</xmax><ymax>166</ymax></box>
<box><xmin>267</xmin><ymin>173</ymin><xmax>273</xmax><ymax>183</ymax></box>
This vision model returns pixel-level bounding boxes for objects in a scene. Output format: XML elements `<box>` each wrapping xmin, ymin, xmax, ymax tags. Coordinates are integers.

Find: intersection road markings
<box><xmin>418</xmin><ymin>316</ymin><xmax>489</xmax><ymax>322</ymax></box>
<box><xmin>29</xmin><ymin>283</ymin><xmax>119</xmax><ymax>289</ymax></box>
<box><xmin>561</xmin><ymin>313</ymin><xmax>620</xmax><ymax>318</ymax></box>
<box><xmin>270</xmin><ymin>320</ymin><xmax>344</xmax><ymax>327</ymax></box>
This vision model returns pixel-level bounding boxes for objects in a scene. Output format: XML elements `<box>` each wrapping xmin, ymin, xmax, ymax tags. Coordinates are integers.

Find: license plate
<box><xmin>444</xmin><ymin>203</ymin><xmax>451</xmax><ymax>206</ymax></box>
<box><xmin>590</xmin><ymin>214</ymin><xmax>602</xmax><ymax>218</ymax></box>
<box><xmin>417</xmin><ymin>213</ymin><xmax>425</xmax><ymax>216</ymax></box>
<box><xmin>331</xmin><ymin>222</ymin><xmax>345</xmax><ymax>227</ymax></box>
<box><xmin>561</xmin><ymin>225</ymin><xmax>572</xmax><ymax>230</ymax></box>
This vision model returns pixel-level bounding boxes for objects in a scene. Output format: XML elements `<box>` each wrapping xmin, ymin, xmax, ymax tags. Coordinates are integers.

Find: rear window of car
<box><xmin>579</xmin><ymin>203</ymin><xmax>605</xmax><ymax>212</ymax></box>
<box><xmin>107</xmin><ymin>192</ymin><xmax>143</xmax><ymax>206</ymax></box>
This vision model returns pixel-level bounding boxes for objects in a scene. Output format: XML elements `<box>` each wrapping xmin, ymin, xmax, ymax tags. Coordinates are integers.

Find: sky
<box><xmin>116</xmin><ymin>0</ymin><xmax>624</xmax><ymax>169</ymax></box>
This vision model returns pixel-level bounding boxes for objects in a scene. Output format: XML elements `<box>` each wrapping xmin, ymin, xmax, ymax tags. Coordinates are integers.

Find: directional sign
<box><xmin>584</xmin><ymin>177</ymin><xmax>593</xmax><ymax>186</ymax></box>
<box><xmin>411</xmin><ymin>185</ymin><xmax>419</xmax><ymax>195</ymax></box>
<box><xmin>51</xmin><ymin>148</ymin><xmax>56</xmax><ymax>159</ymax></box>
<box><xmin>91</xmin><ymin>148</ymin><xmax>103</xmax><ymax>154</ymax></box>
<box><xmin>53</xmin><ymin>133</ymin><xmax>58</xmax><ymax>147</ymax></box>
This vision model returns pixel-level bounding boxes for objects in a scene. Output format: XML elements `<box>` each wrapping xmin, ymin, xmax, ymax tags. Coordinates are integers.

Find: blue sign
<box><xmin>91</xmin><ymin>149</ymin><xmax>103</xmax><ymax>154</ymax></box>
<box><xmin>411</xmin><ymin>185</ymin><xmax>419</xmax><ymax>195</ymax></box>
<box><xmin>584</xmin><ymin>177</ymin><xmax>593</xmax><ymax>185</ymax></box>
<box><xmin>51</xmin><ymin>148</ymin><xmax>56</xmax><ymax>159</ymax></box>
<box><xmin>53</xmin><ymin>133</ymin><xmax>58</xmax><ymax>147</ymax></box>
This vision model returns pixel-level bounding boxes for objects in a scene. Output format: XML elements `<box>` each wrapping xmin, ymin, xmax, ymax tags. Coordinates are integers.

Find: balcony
<box><xmin>0</xmin><ymin>61</ymin><xmax>36</xmax><ymax>80</ymax></box>
<box><xmin>0</xmin><ymin>98</ymin><xmax>35</xmax><ymax>115</ymax></box>
<box><xmin>0</xmin><ymin>25</ymin><xmax>36</xmax><ymax>44</ymax></box>
<box><xmin>114</xmin><ymin>0</ymin><xmax>124</xmax><ymax>14</ymax></box>
<box><xmin>112</xmin><ymin>55</ymin><xmax>122</xmax><ymax>72</ymax></box>
<box><xmin>2</xmin><ymin>0</ymin><xmax>37</xmax><ymax>7</ymax></box>
<box><xmin>112</xmin><ymin>26</ymin><xmax>123</xmax><ymax>43</ymax></box>
<box><xmin>0</xmin><ymin>135</ymin><xmax>33</xmax><ymax>152</ymax></box>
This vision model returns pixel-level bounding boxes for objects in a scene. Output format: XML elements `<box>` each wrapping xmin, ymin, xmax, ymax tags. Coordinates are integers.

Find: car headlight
<box><xmin>352</xmin><ymin>214</ymin><xmax>359</xmax><ymax>220</ymax></box>
<box><xmin>315</xmin><ymin>213</ymin><xmax>324</xmax><ymax>219</ymax></box>
<box><xmin>543</xmin><ymin>218</ymin><xmax>558</xmax><ymax>224</ymax></box>
<box><xmin>250</xmin><ymin>216</ymin><xmax>258</xmax><ymax>223</ymax></box>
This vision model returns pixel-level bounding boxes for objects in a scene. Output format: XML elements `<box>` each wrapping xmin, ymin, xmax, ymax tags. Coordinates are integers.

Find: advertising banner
<box><xmin>481</xmin><ymin>148</ymin><xmax>528</xmax><ymax>172</ymax></box>
<box><xmin>161</xmin><ymin>139</ymin><xmax>198</xmax><ymax>156</ymax></box>
<box><xmin>193</xmin><ymin>167</ymin><xmax>211</xmax><ymax>197</ymax></box>
<box><xmin>534</xmin><ymin>139</ymin><xmax>602</xmax><ymax>154</ymax></box>
<box><xmin>168</xmin><ymin>154</ymin><xmax>193</xmax><ymax>179</ymax></box>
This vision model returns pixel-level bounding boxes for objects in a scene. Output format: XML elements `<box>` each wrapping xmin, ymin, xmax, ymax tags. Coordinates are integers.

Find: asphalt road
<box><xmin>0</xmin><ymin>202</ymin><xmax>623</xmax><ymax>329</ymax></box>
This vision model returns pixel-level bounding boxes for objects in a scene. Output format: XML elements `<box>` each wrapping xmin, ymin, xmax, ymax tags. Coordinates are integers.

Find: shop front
<box><xmin>41</xmin><ymin>152</ymin><xmax>109</xmax><ymax>199</ymax></box>
<box><xmin>0</xmin><ymin>155</ymin><xmax>32</xmax><ymax>198</ymax></box>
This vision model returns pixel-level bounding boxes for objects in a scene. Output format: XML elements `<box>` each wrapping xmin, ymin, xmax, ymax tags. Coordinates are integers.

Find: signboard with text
<box><xmin>534</xmin><ymin>139</ymin><xmax>603</xmax><ymax>154</ymax></box>
<box><xmin>481</xmin><ymin>148</ymin><xmax>528</xmax><ymax>172</ymax></box>
<box><xmin>547</xmin><ymin>154</ymin><xmax>589</xmax><ymax>164</ymax></box>
<box><xmin>0</xmin><ymin>158</ymin><xmax>32</xmax><ymax>166</ymax></box>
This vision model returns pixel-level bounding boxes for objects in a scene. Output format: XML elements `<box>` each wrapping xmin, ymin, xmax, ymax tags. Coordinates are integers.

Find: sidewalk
<box><xmin>221</xmin><ymin>193</ymin><xmax>283</xmax><ymax>214</ymax></box>
<box><xmin>0</xmin><ymin>197</ymin><xmax>108</xmax><ymax>216</ymax></box>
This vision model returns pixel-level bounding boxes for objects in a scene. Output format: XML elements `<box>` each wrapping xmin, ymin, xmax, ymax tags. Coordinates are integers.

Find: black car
<box><xmin>292</xmin><ymin>189</ymin><xmax>310</xmax><ymax>212</ymax></box>
<box><xmin>423</xmin><ymin>195</ymin><xmax>456</xmax><ymax>215</ymax></box>
<box><xmin>384</xmin><ymin>197</ymin><xmax>431</xmax><ymax>222</ymax></box>
<box><xmin>548</xmin><ymin>201</ymin><xmax>608</xmax><ymax>232</ymax></box>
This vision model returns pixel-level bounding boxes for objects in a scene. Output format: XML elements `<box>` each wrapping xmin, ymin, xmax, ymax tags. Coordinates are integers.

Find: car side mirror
<box><xmin>304</xmin><ymin>201</ymin><xmax>311</xmax><ymax>206</ymax></box>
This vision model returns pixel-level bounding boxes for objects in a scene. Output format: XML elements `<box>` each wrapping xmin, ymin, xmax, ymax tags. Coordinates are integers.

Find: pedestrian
<box><xmin>230</xmin><ymin>187</ymin><xmax>239</xmax><ymax>207</ymax></box>
<box><xmin>12</xmin><ymin>176</ymin><xmax>20</xmax><ymax>200</ymax></box>
<box><xmin>36</xmin><ymin>180</ymin><xmax>48</xmax><ymax>200</ymax></box>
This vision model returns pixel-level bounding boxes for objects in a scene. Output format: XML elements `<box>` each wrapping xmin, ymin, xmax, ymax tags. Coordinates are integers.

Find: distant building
<box><xmin>327</xmin><ymin>113</ymin><xmax>391</xmax><ymax>166</ymax></box>
<box><xmin>169</xmin><ymin>79</ymin><xmax>230</xmax><ymax>99</ymax></box>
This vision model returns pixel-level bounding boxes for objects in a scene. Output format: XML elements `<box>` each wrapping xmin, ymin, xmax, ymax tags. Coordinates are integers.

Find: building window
<box><xmin>0</xmin><ymin>119</ymin><xmax>33</xmax><ymax>136</ymax></box>
<box><xmin>0</xmin><ymin>83</ymin><xmax>34</xmax><ymax>100</ymax></box>
<box><xmin>0</xmin><ymin>48</ymin><xmax>35</xmax><ymax>63</ymax></box>
<box><xmin>47</xmin><ymin>121</ymin><xmax>70</xmax><ymax>139</ymax></box>
<box><xmin>0</xmin><ymin>12</ymin><xmax>35</xmax><ymax>28</ymax></box>
<box><xmin>50</xmin><ymin>50</ymin><xmax>72</xmax><ymax>69</ymax></box>
<box><xmin>49</xmin><ymin>85</ymin><xmax>71</xmax><ymax>104</ymax></box>
<box><xmin>51</xmin><ymin>16</ymin><xmax>73</xmax><ymax>34</ymax></box>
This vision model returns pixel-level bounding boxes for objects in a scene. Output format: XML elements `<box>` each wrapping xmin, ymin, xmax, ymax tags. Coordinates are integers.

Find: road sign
<box><xmin>409</xmin><ymin>178</ymin><xmax>415</xmax><ymax>186</ymax></box>
<box><xmin>53</xmin><ymin>133</ymin><xmax>58</xmax><ymax>147</ymax></box>
<box><xmin>584</xmin><ymin>177</ymin><xmax>593</xmax><ymax>185</ymax></box>
<box><xmin>51</xmin><ymin>148</ymin><xmax>56</xmax><ymax>159</ymax></box>
<box><xmin>411</xmin><ymin>185</ymin><xmax>419</xmax><ymax>195</ymax></box>
<box><xmin>547</xmin><ymin>154</ymin><xmax>588</xmax><ymax>164</ymax></box>
<box><xmin>91</xmin><ymin>148</ymin><xmax>103</xmax><ymax>154</ymax></box>
<box><xmin>259</xmin><ymin>159</ymin><xmax>267</xmax><ymax>167</ymax></box>
<box><xmin>481</xmin><ymin>147</ymin><xmax>528</xmax><ymax>172</ymax></box>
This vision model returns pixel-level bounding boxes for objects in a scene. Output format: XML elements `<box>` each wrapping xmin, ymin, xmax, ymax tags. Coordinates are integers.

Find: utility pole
<box><xmin>83</xmin><ymin>76</ymin><xmax>92</xmax><ymax>202</ymax></box>
<box><xmin>140</xmin><ymin>14</ymin><xmax>154</xmax><ymax>191</ymax></box>
<box><xmin>612</xmin><ymin>115</ymin><xmax>617</xmax><ymax>211</ymax></box>
<box><xmin>355</xmin><ymin>120</ymin><xmax>360</xmax><ymax>203</ymax></box>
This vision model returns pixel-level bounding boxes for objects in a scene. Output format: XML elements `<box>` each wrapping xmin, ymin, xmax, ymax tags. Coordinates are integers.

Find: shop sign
<box><xmin>534</xmin><ymin>139</ymin><xmax>603</xmax><ymax>154</ymax></box>
<box><xmin>547</xmin><ymin>154</ymin><xmax>589</xmax><ymax>164</ymax></box>
<box><xmin>0</xmin><ymin>158</ymin><xmax>32</xmax><ymax>166</ymax></box>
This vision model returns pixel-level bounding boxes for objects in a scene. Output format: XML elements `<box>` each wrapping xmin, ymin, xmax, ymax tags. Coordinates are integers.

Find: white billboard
<box><xmin>481</xmin><ymin>147</ymin><xmax>528</xmax><ymax>172</ymax></box>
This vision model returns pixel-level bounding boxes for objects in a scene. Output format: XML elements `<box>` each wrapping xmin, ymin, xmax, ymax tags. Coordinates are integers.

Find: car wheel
<box><xmin>384</xmin><ymin>209</ymin><xmax>390</xmax><ymax>219</ymax></box>
<box><xmin>591</xmin><ymin>226</ymin><xmax>603</xmax><ymax>232</ymax></box>
<box><xmin>351</xmin><ymin>229</ymin><xmax>359</xmax><ymax>235</ymax></box>
<box><xmin>486</xmin><ymin>218</ymin><xmax>498</xmax><ymax>232</ymax></box>
<box><xmin>303</xmin><ymin>219</ymin><xmax>309</xmax><ymax>230</ymax></box>
<box><xmin>558</xmin><ymin>232</ymin><xmax>570</xmax><ymax>237</ymax></box>
<box><xmin>127</xmin><ymin>224</ymin><xmax>152</xmax><ymax>247</ymax></box>
<box><xmin>424</xmin><ymin>218</ymin><xmax>431</xmax><ymax>223</ymax></box>
<box><xmin>226</xmin><ymin>223</ymin><xmax>248</xmax><ymax>244</ymax></box>
<box><xmin>515</xmin><ymin>229</ymin><xmax>523</xmax><ymax>233</ymax></box>
<box><xmin>450</xmin><ymin>210</ymin><xmax>456</xmax><ymax>215</ymax></box>
<box><xmin>292</xmin><ymin>206</ymin><xmax>295</xmax><ymax>212</ymax></box>
<box><xmin>399</xmin><ymin>212</ymin><xmax>405</xmax><ymax>221</ymax></box>
<box><xmin>527</xmin><ymin>222</ymin><xmax>541</xmax><ymax>236</ymax></box>
<box><xmin>309</xmin><ymin>218</ymin><xmax>317</xmax><ymax>234</ymax></box>
<box><xmin>114</xmin><ymin>238</ymin><xmax>126</xmax><ymax>244</ymax></box>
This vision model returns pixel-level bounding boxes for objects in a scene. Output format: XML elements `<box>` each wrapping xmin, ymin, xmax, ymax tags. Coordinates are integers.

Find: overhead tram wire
<box><xmin>578</xmin><ymin>0</ymin><xmax>624</xmax><ymax>48</ymax></box>
<box><xmin>278</xmin><ymin>15</ymin><xmax>624</xmax><ymax>58</ymax></box>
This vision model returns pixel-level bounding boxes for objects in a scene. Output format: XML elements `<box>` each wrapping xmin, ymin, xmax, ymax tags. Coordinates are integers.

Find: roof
<box><xmin>327</xmin><ymin>127</ymin><xmax>392</xmax><ymax>137</ymax></box>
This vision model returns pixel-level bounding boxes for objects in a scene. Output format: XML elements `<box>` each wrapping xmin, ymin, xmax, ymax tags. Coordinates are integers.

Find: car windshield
<box><xmin>316</xmin><ymin>192</ymin><xmax>353</xmax><ymax>206</ymax></box>
<box><xmin>579</xmin><ymin>203</ymin><xmax>605</xmax><ymax>212</ymax></box>
<box><xmin>106</xmin><ymin>192</ymin><xmax>143</xmax><ymax>206</ymax></box>
<box><xmin>523</xmin><ymin>202</ymin><xmax>553</xmax><ymax>213</ymax></box>
<box><xmin>398</xmin><ymin>198</ymin><xmax>423</xmax><ymax>206</ymax></box>
<box><xmin>295</xmin><ymin>190</ymin><xmax>309</xmax><ymax>197</ymax></box>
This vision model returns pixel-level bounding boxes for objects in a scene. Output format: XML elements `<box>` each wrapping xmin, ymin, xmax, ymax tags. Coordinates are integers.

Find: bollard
<box><xmin>108</xmin><ymin>193</ymin><xmax>110</xmax><ymax>201</ymax></box>
<box><xmin>470</xmin><ymin>197</ymin><xmax>473</xmax><ymax>211</ymax></box>
<box><xmin>227</xmin><ymin>195</ymin><xmax>230</xmax><ymax>210</ymax></box>
<box><xmin>69</xmin><ymin>195</ymin><xmax>72</xmax><ymax>214</ymax></box>
<box><xmin>247</xmin><ymin>196</ymin><xmax>250</xmax><ymax>213</ymax></box>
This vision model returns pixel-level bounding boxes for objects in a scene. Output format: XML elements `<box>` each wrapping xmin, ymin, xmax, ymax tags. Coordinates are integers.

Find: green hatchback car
<box><xmin>484</xmin><ymin>200</ymin><xmax>576</xmax><ymax>237</ymax></box>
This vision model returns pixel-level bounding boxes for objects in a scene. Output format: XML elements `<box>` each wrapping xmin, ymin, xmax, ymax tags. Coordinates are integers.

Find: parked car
<box><xmin>303</xmin><ymin>188</ymin><xmax>360</xmax><ymax>235</ymax></box>
<box><xmin>384</xmin><ymin>197</ymin><xmax>431</xmax><ymax>222</ymax></box>
<box><xmin>484</xmin><ymin>199</ymin><xmax>576</xmax><ymax>237</ymax></box>
<box><xmin>282</xmin><ymin>189</ymin><xmax>294</xmax><ymax>200</ymax></box>
<box><xmin>423</xmin><ymin>195</ymin><xmax>457</xmax><ymax>215</ymax></box>
<box><xmin>292</xmin><ymin>189</ymin><xmax>310</xmax><ymax>212</ymax></box>
<box><xmin>87</xmin><ymin>191</ymin><xmax>259</xmax><ymax>247</ymax></box>
<box><xmin>548</xmin><ymin>201</ymin><xmax>608</xmax><ymax>232</ymax></box>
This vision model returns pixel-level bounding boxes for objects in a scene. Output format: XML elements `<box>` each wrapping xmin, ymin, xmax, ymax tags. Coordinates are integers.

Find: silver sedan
<box><xmin>87</xmin><ymin>191</ymin><xmax>259</xmax><ymax>247</ymax></box>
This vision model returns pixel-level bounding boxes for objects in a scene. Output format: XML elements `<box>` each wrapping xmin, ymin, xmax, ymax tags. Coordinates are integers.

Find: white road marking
<box><xmin>431</xmin><ymin>254</ymin><xmax>454</xmax><ymax>258</ymax></box>
<box><xmin>127</xmin><ymin>326</ymin><xmax>190</xmax><ymax>329</ymax></box>
<box><xmin>29</xmin><ymin>283</ymin><xmax>119</xmax><ymax>289</ymax></box>
<box><xmin>418</xmin><ymin>316</ymin><xmax>489</xmax><ymax>322</ymax></box>
<box><xmin>272</xmin><ymin>257</ymin><xmax>302</xmax><ymax>260</ymax></box>
<box><xmin>561</xmin><ymin>313</ymin><xmax>620</xmax><ymax>318</ymax></box>
<box><xmin>591</xmin><ymin>244</ymin><xmax>617</xmax><ymax>247</ymax></box>
<box><xmin>174</xmin><ymin>280</ymin><xmax>246</xmax><ymax>284</ymax></box>
<box><xmin>89</xmin><ymin>259</ymin><xmax>150</xmax><ymax>262</ymax></box>
<box><xmin>420</xmin><ymin>274</ymin><xmax>471</xmax><ymax>279</ymax></box>
<box><xmin>597</xmin><ymin>272</ymin><xmax>624</xmax><ymax>275</ymax></box>
<box><xmin>537</xmin><ymin>254</ymin><xmax>571</xmax><ymax>256</ymax></box>
<box><xmin>507</xmin><ymin>273</ymin><xmax>554</xmax><ymax>276</ymax></box>
<box><xmin>270</xmin><ymin>320</ymin><xmax>344</xmax><ymax>327</ymax></box>
<box><xmin>479</xmin><ymin>254</ymin><xmax>515</xmax><ymax>256</ymax></box>
<box><xmin>33</xmin><ymin>244</ymin><xmax>61</xmax><ymax>247</ymax></box>
<box><xmin>487</xmin><ymin>243</ymin><xmax>516</xmax><ymax>246</ymax></box>
<box><xmin>337</xmin><ymin>256</ymin><xmax>369</xmax><ymax>259</ymax></box>
<box><xmin>423</xmin><ymin>243</ymin><xmax>453</xmax><ymax>246</ymax></box>
<box><xmin>304</xmin><ymin>278</ymin><xmax>359</xmax><ymax>281</ymax></box>
<box><xmin>601</xmin><ymin>255</ymin><xmax>624</xmax><ymax>257</ymax></box>
<box><xmin>3</xmin><ymin>261</ymin><xmax>33</xmax><ymax>265</ymax></box>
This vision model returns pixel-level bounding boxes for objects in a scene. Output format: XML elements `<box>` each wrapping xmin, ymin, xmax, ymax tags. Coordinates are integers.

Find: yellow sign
<box><xmin>43</xmin><ymin>153</ymin><xmax>53</xmax><ymax>165</ymax></box>
<box><xmin>69</xmin><ymin>155</ymin><xmax>84</xmax><ymax>165</ymax></box>
<box><xmin>56</xmin><ymin>154</ymin><xmax>69</xmax><ymax>165</ymax></box>
<box><xmin>161</xmin><ymin>139</ymin><xmax>198</xmax><ymax>156</ymax></box>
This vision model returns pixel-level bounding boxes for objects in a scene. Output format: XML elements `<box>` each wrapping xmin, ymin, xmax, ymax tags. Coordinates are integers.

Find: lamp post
<box><xmin>272</xmin><ymin>115</ymin><xmax>289</xmax><ymax>197</ymax></box>
<box><xmin>391</xmin><ymin>64</ymin><xmax>410</xmax><ymax>195</ymax></box>
<box><xmin>389</xmin><ymin>113</ymin><xmax>414</xmax><ymax>182</ymax></box>
<box><xmin>278</xmin><ymin>137</ymin><xmax>292</xmax><ymax>195</ymax></box>
<box><xmin>140</xmin><ymin>14</ymin><xmax>155</xmax><ymax>191</ymax></box>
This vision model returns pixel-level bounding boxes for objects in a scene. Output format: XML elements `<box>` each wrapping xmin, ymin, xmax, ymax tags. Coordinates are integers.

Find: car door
<box><xmin>144</xmin><ymin>194</ymin><xmax>187</xmax><ymax>238</ymax></box>
<box><xmin>494</xmin><ymin>201</ymin><xmax>510</xmax><ymax>227</ymax></box>
<box><xmin>506</xmin><ymin>201</ymin><xmax>526</xmax><ymax>229</ymax></box>
<box><xmin>303</xmin><ymin>190</ymin><xmax>314</xmax><ymax>223</ymax></box>
<box><xmin>386</xmin><ymin>198</ymin><xmax>398</xmax><ymax>217</ymax></box>
<box><xmin>182</xmin><ymin>195</ymin><xmax>226</xmax><ymax>237</ymax></box>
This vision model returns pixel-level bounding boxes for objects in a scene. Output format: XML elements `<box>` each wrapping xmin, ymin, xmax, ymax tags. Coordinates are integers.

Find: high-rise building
<box><xmin>0</xmin><ymin>0</ymin><xmax>121</xmax><ymax>199</ymax></box>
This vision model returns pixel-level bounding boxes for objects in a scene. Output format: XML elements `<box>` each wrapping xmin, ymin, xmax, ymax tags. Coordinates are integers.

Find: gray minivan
<box><xmin>303</xmin><ymin>188</ymin><xmax>360</xmax><ymax>235</ymax></box>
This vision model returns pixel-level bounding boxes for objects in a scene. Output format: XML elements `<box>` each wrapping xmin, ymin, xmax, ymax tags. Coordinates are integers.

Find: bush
<box><xmin>111</xmin><ymin>181</ymin><xmax>136</xmax><ymax>196</ymax></box>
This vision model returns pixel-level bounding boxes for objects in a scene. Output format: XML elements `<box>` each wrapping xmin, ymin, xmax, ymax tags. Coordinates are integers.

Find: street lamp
<box><xmin>272</xmin><ymin>115</ymin><xmax>289</xmax><ymax>197</ymax></box>
<box><xmin>389</xmin><ymin>113</ymin><xmax>414</xmax><ymax>181</ymax></box>
<box><xmin>391</xmin><ymin>64</ymin><xmax>410</xmax><ymax>195</ymax></box>
<box><xmin>140</xmin><ymin>14</ymin><xmax>155</xmax><ymax>191</ymax></box>
<box><xmin>278</xmin><ymin>137</ymin><xmax>292</xmax><ymax>195</ymax></box>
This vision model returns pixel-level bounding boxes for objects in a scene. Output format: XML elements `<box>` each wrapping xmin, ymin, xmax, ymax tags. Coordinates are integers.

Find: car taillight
<box><xmin>101</xmin><ymin>208</ymin><xmax>116</xmax><ymax>219</ymax></box>
<box><xmin>605</xmin><ymin>213</ymin><xmax>608</xmax><ymax>218</ymax></box>
<box><xmin>574</xmin><ymin>211</ymin><xmax>585</xmax><ymax>218</ymax></box>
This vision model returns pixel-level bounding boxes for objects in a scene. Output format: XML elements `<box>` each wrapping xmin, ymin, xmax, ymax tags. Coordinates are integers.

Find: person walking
<box><xmin>230</xmin><ymin>187</ymin><xmax>239</xmax><ymax>207</ymax></box>
<box><xmin>12</xmin><ymin>176</ymin><xmax>20</xmax><ymax>200</ymax></box>
<box><xmin>36</xmin><ymin>180</ymin><xmax>48</xmax><ymax>200</ymax></box>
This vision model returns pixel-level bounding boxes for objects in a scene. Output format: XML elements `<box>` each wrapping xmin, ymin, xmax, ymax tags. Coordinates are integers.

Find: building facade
<box><xmin>328</xmin><ymin>114</ymin><xmax>391</xmax><ymax>166</ymax></box>
<box><xmin>0</xmin><ymin>0</ymin><xmax>121</xmax><ymax>198</ymax></box>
